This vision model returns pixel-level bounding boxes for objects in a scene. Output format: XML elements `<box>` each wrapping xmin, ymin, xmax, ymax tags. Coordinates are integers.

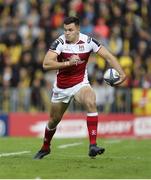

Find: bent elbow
<box><xmin>42</xmin><ymin>63</ymin><xmax>47</xmax><ymax>70</ymax></box>
<box><xmin>43</xmin><ymin>63</ymin><xmax>54</xmax><ymax>70</ymax></box>
<box><xmin>43</xmin><ymin>63</ymin><xmax>50</xmax><ymax>70</ymax></box>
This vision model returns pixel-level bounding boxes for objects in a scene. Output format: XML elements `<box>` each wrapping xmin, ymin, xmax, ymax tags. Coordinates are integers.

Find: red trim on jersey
<box><xmin>77</xmin><ymin>40</ymin><xmax>85</xmax><ymax>44</ymax></box>
<box><xmin>57</xmin><ymin>51</ymin><xmax>91</xmax><ymax>88</ymax></box>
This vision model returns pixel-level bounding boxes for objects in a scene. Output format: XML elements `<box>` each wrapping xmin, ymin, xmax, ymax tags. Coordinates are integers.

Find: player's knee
<box><xmin>84</xmin><ymin>99</ymin><xmax>97</xmax><ymax>111</ymax></box>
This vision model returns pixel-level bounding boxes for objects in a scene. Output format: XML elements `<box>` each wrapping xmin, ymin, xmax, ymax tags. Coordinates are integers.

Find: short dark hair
<box><xmin>63</xmin><ymin>16</ymin><xmax>80</xmax><ymax>26</ymax></box>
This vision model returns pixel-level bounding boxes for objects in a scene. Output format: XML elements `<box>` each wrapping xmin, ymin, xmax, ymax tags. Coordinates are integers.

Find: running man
<box><xmin>34</xmin><ymin>16</ymin><xmax>126</xmax><ymax>159</ymax></box>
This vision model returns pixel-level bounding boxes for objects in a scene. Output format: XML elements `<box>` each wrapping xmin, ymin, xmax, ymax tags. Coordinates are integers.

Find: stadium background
<box><xmin>1</xmin><ymin>1</ymin><xmax>151</xmax><ymax>179</ymax></box>
<box><xmin>0</xmin><ymin>0</ymin><xmax>151</xmax><ymax>138</ymax></box>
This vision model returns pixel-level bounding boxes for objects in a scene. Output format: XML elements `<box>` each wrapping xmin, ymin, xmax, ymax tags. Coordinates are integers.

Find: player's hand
<box><xmin>114</xmin><ymin>73</ymin><xmax>127</xmax><ymax>86</ymax></box>
<box><xmin>68</xmin><ymin>54</ymin><xmax>80</xmax><ymax>66</ymax></box>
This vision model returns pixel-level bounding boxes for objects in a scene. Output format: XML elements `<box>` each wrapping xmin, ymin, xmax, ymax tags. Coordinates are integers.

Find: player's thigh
<box><xmin>74</xmin><ymin>86</ymin><xmax>96</xmax><ymax>107</ymax></box>
<box><xmin>50</xmin><ymin>102</ymin><xmax>69</xmax><ymax>120</ymax></box>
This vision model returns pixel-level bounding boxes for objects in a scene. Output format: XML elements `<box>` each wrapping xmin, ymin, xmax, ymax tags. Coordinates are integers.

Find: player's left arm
<box><xmin>97</xmin><ymin>46</ymin><xmax>126</xmax><ymax>85</ymax></box>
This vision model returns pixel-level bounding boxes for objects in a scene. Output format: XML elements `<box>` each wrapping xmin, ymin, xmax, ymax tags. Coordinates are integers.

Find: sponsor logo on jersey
<box><xmin>64</xmin><ymin>45</ymin><xmax>72</xmax><ymax>51</ymax></box>
<box><xmin>79</xmin><ymin>45</ymin><xmax>84</xmax><ymax>51</ymax></box>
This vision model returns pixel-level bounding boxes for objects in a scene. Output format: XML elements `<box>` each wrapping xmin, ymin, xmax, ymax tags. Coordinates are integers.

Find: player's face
<box><xmin>64</xmin><ymin>23</ymin><xmax>80</xmax><ymax>43</ymax></box>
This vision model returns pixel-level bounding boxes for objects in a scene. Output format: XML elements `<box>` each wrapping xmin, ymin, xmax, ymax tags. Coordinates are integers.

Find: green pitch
<box><xmin>0</xmin><ymin>137</ymin><xmax>151</xmax><ymax>179</ymax></box>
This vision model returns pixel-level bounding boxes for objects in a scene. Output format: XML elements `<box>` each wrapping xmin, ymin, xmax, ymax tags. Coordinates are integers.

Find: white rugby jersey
<box><xmin>49</xmin><ymin>33</ymin><xmax>102</xmax><ymax>89</ymax></box>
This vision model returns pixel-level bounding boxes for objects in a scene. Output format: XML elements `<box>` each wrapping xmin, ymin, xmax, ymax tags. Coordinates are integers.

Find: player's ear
<box><xmin>76</xmin><ymin>25</ymin><xmax>80</xmax><ymax>32</ymax></box>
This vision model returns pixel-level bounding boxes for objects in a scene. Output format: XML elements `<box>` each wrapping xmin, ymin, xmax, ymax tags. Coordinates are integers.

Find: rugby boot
<box><xmin>89</xmin><ymin>144</ymin><xmax>105</xmax><ymax>157</ymax></box>
<box><xmin>33</xmin><ymin>148</ymin><xmax>50</xmax><ymax>159</ymax></box>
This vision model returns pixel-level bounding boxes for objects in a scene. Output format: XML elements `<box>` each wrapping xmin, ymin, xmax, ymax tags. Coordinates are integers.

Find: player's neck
<box><xmin>67</xmin><ymin>34</ymin><xmax>80</xmax><ymax>44</ymax></box>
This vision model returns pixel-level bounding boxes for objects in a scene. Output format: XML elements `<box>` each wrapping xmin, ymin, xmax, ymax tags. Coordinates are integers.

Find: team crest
<box><xmin>79</xmin><ymin>45</ymin><xmax>84</xmax><ymax>51</ymax></box>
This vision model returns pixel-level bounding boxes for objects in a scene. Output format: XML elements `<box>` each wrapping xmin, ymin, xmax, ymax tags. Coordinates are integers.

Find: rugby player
<box><xmin>34</xmin><ymin>16</ymin><xmax>126</xmax><ymax>159</ymax></box>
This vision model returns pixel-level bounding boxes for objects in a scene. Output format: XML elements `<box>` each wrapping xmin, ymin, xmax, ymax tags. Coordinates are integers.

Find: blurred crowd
<box><xmin>0</xmin><ymin>0</ymin><xmax>151</xmax><ymax>112</ymax></box>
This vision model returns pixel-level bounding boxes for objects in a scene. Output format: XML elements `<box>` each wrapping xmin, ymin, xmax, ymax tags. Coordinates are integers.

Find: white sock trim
<box><xmin>46</xmin><ymin>124</ymin><xmax>56</xmax><ymax>131</ymax></box>
<box><xmin>87</xmin><ymin>112</ymin><xmax>98</xmax><ymax>117</ymax></box>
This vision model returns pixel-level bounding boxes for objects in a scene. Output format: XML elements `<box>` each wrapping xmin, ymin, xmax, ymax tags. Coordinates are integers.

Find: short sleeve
<box><xmin>90</xmin><ymin>37</ymin><xmax>102</xmax><ymax>53</ymax></box>
<box><xmin>49</xmin><ymin>38</ymin><xmax>63</xmax><ymax>55</ymax></box>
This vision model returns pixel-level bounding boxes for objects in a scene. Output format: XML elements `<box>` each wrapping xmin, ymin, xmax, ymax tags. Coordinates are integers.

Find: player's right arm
<box><xmin>43</xmin><ymin>51</ymin><xmax>80</xmax><ymax>70</ymax></box>
<box><xmin>43</xmin><ymin>37</ymin><xmax>80</xmax><ymax>70</ymax></box>
<box><xmin>43</xmin><ymin>50</ymin><xmax>66</xmax><ymax>70</ymax></box>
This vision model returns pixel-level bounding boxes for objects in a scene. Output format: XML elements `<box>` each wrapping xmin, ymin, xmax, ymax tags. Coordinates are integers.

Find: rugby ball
<box><xmin>103</xmin><ymin>68</ymin><xmax>120</xmax><ymax>86</ymax></box>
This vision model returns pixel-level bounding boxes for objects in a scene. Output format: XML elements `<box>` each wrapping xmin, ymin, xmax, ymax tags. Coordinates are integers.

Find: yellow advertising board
<box><xmin>132</xmin><ymin>88</ymin><xmax>151</xmax><ymax>115</ymax></box>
